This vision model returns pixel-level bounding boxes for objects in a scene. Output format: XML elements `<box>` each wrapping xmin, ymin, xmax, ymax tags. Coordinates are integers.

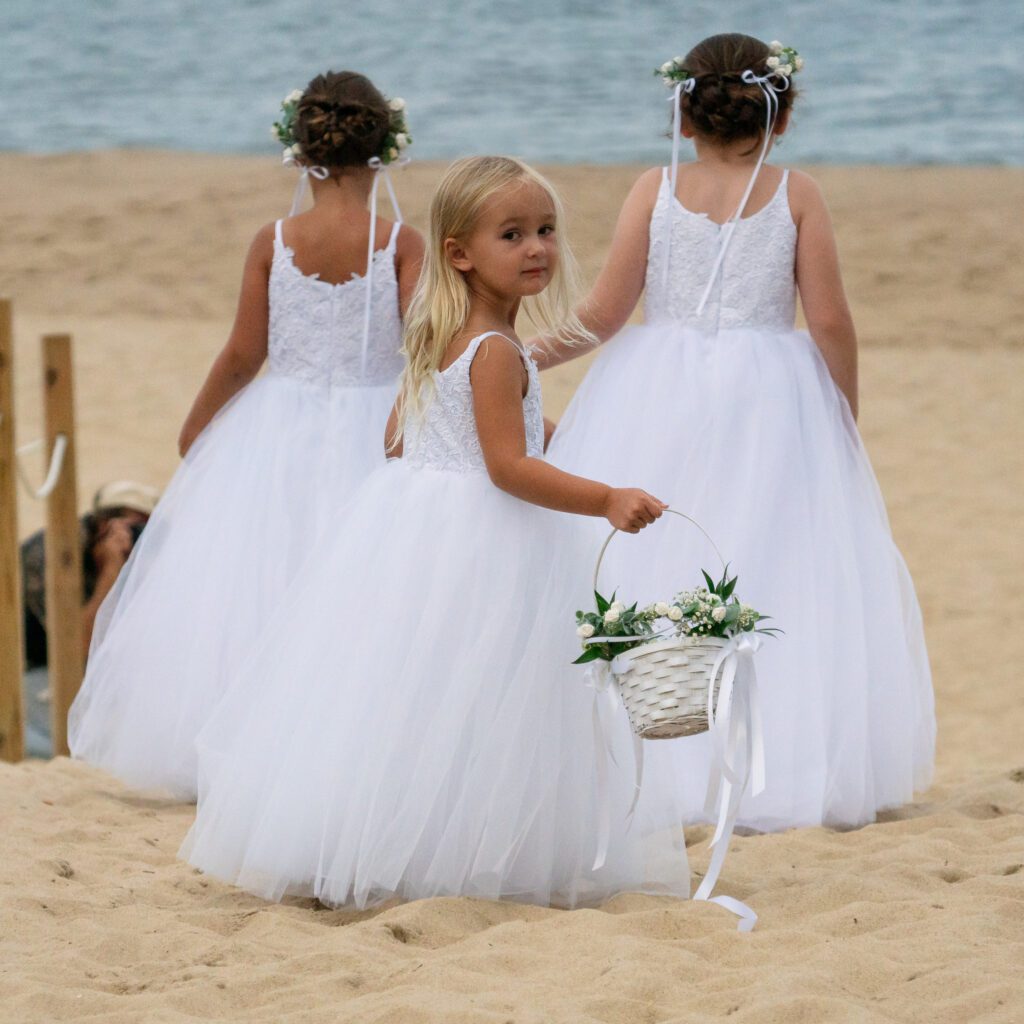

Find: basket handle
<box><xmin>592</xmin><ymin>508</ymin><xmax>727</xmax><ymax>592</ymax></box>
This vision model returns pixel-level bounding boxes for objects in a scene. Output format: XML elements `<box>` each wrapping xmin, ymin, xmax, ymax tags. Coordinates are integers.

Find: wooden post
<box><xmin>43</xmin><ymin>334</ymin><xmax>82</xmax><ymax>757</ymax></box>
<box><xmin>0</xmin><ymin>299</ymin><xmax>25</xmax><ymax>762</ymax></box>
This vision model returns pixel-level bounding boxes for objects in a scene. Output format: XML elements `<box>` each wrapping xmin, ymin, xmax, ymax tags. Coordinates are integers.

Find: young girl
<box><xmin>181</xmin><ymin>156</ymin><xmax>691</xmax><ymax>909</ymax></box>
<box><xmin>540</xmin><ymin>34</ymin><xmax>935</xmax><ymax>831</ymax></box>
<box><xmin>69</xmin><ymin>71</ymin><xmax>424</xmax><ymax>799</ymax></box>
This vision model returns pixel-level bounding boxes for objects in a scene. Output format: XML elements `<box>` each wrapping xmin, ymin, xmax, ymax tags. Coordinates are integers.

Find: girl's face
<box><xmin>445</xmin><ymin>179</ymin><xmax>559</xmax><ymax>299</ymax></box>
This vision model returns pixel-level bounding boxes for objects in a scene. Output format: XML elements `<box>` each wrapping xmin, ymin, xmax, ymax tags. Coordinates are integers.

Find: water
<box><xmin>1</xmin><ymin>0</ymin><xmax>1021</xmax><ymax>165</ymax></box>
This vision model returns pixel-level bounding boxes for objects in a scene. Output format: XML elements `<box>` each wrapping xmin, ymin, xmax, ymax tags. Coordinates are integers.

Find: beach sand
<box><xmin>1</xmin><ymin>154</ymin><xmax>1022</xmax><ymax>1022</ymax></box>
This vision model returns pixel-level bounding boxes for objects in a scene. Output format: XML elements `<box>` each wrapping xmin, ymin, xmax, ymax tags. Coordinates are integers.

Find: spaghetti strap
<box><xmin>468</xmin><ymin>331</ymin><xmax>526</xmax><ymax>358</ymax></box>
<box><xmin>274</xmin><ymin>219</ymin><xmax>284</xmax><ymax>248</ymax></box>
<box><xmin>386</xmin><ymin>220</ymin><xmax>402</xmax><ymax>251</ymax></box>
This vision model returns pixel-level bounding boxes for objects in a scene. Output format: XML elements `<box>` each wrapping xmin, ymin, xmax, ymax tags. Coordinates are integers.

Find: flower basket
<box><xmin>577</xmin><ymin>510</ymin><xmax>775</xmax><ymax>740</ymax></box>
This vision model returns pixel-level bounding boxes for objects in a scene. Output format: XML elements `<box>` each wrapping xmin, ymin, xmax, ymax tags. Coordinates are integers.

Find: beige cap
<box><xmin>93</xmin><ymin>480</ymin><xmax>160</xmax><ymax>516</ymax></box>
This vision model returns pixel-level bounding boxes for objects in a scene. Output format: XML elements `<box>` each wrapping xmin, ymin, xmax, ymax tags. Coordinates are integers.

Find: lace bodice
<box><xmin>404</xmin><ymin>332</ymin><xmax>544</xmax><ymax>473</ymax></box>
<box><xmin>267</xmin><ymin>219</ymin><xmax>404</xmax><ymax>387</ymax></box>
<box><xmin>644</xmin><ymin>168</ymin><xmax>797</xmax><ymax>332</ymax></box>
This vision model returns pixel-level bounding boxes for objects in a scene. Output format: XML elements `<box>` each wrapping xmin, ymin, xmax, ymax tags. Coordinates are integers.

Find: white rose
<box><xmin>766</xmin><ymin>56</ymin><xmax>780</xmax><ymax>69</ymax></box>
<box><xmin>660</xmin><ymin>61</ymin><xmax>673</xmax><ymax>74</ymax></box>
<box><xmin>394</xmin><ymin>132</ymin><xmax>408</xmax><ymax>149</ymax></box>
<box><xmin>794</xmin><ymin>55</ymin><xmax>804</xmax><ymax>70</ymax></box>
<box><xmin>577</xmin><ymin>622</ymin><xmax>596</xmax><ymax>639</ymax></box>
<box><xmin>611</xmin><ymin>600</ymin><xmax>625</xmax><ymax>613</ymax></box>
<box><xmin>389</xmin><ymin>147</ymin><xmax>399</xmax><ymax>161</ymax></box>
<box><xmin>270</xmin><ymin>126</ymin><xmax>281</xmax><ymax>140</ymax></box>
<box><xmin>769</xmin><ymin>40</ymin><xmax>783</xmax><ymax>54</ymax></box>
<box><xmin>654</xmin><ymin>602</ymin><xmax>670</xmax><ymax>616</ymax></box>
<box><xmin>780</xmin><ymin>64</ymin><xmax>793</xmax><ymax>76</ymax></box>
<box><xmin>712</xmin><ymin>606</ymin><xmax>727</xmax><ymax>623</ymax></box>
<box><xmin>389</xmin><ymin>97</ymin><xmax>406</xmax><ymax>112</ymax></box>
<box><xmin>285</xmin><ymin>89</ymin><xmax>303</xmax><ymax>105</ymax></box>
<box><xmin>668</xmin><ymin>606</ymin><xmax>683</xmax><ymax>622</ymax></box>
<box><xmin>674</xmin><ymin>55</ymin><xmax>684</xmax><ymax>63</ymax></box>
<box><xmin>662</xmin><ymin>76</ymin><xmax>673</xmax><ymax>86</ymax></box>
<box><xmin>290</xmin><ymin>142</ymin><xmax>303</xmax><ymax>156</ymax></box>
<box><xmin>604</xmin><ymin>608</ymin><xmax>621</xmax><ymax>624</ymax></box>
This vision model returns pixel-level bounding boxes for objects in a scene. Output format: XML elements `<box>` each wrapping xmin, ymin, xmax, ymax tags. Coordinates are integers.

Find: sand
<box><xmin>1</xmin><ymin>153</ymin><xmax>1023</xmax><ymax>1022</ymax></box>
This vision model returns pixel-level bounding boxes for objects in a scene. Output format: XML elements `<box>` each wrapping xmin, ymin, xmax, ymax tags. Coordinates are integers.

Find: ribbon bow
<box><xmin>283</xmin><ymin>151</ymin><xmax>330</xmax><ymax>218</ymax></box>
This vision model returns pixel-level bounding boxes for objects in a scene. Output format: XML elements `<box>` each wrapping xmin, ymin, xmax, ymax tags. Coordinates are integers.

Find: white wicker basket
<box><xmin>590</xmin><ymin>510</ymin><xmax>727</xmax><ymax>740</ymax></box>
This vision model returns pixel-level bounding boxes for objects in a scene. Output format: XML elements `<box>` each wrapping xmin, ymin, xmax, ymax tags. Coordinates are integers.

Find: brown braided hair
<box><xmin>678</xmin><ymin>34</ymin><xmax>799</xmax><ymax>146</ymax></box>
<box><xmin>293</xmin><ymin>71</ymin><xmax>391</xmax><ymax>168</ymax></box>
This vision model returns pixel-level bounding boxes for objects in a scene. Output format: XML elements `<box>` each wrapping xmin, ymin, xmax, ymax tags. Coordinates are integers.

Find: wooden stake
<box><xmin>0</xmin><ymin>299</ymin><xmax>25</xmax><ymax>762</ymax></box>
<box><xmin>42</xmin><ymin>334</ymin><xmax>82</xmax><ymax>757</ymax></box>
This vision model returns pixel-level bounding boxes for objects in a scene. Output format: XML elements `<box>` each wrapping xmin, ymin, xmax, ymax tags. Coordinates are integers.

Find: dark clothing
<box><xmin>20</xmin><ymin>514</ymin><xmax>100</xmax><ymax>669</ymax></box>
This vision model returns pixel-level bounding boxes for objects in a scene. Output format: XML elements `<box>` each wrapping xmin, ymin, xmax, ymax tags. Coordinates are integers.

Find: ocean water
<box><xmin>1</xmin><ymin>0</ymin><xmax>1020</xmax><ymax>165</ymax></box>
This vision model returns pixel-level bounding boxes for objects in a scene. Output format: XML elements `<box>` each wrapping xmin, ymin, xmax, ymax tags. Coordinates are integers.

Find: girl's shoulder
<box><xmin>393</xmin><ymin>220</ymin><xmax>425</xmax><ymax>263</ymax></box>
<box><xmin>781</xmin><ymin>169</ymin><xmax>831</xmax><ymax>228</ymax></box>
<box><xmin>629</xmin><ymin>166</ymin><xmax>666</xmax><ymax>202</ymax></box>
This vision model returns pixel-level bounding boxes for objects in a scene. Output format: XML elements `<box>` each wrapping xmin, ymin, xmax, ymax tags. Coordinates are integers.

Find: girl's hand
<box><xmin>603</xmin><ymin>489</ymin><xmax>667</xmax><ymax>533</ymax></box>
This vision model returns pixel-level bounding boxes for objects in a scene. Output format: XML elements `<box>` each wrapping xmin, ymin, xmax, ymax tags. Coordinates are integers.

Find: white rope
<box><xmin>15</xmin><ymin>434</ymin><xmax>67</xmax><ymax>500</ymax></box>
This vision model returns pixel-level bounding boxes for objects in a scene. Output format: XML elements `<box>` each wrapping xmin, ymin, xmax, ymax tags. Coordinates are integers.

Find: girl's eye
<box><xmin>539</xmin><ymin>224</ymin><xmax>556</xmax><ymax>236</ymax></box>
<box><xmin>502</xmin><ymin>230</ymin><xmax>521</xmax><ymax>241</ymax></box>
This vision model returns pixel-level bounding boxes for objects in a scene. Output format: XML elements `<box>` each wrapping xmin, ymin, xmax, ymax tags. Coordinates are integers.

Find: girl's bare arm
<box><xmin>472</xmin><ymin>339</ymin><xmax>664</xmax><ymax>532</ymax></box>
<box><xmin>531</xmin><ymin>169</ymin><xmax>660</xmax><ymax>371</ymax></box>
<box><xmin>178</xmin><ymin>225</ymin><xmax>273</xmax><ymax>456</ymax></box>
<box><xmin>790</xmin><ymin>171</ymin><xmax>859</xmax><ymax>420</ymax></box>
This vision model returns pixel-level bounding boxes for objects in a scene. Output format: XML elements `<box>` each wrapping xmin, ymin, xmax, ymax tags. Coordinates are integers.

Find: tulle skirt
<box><xmin>547</xmin><ymin>324</ymin><xmax>936</xmax><ymax>831</ymax></box>
<box><xmin>69</xmin><ymin>372</ymin><xmax>396</xmax><ymax>799</ymax></box>
<box><xmin>181</xmin><ymin>462</ymin><xmax>691</xmax><ymax>908</ymax></box>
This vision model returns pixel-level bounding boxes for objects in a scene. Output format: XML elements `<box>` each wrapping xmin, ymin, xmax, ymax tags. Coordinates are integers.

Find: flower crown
<box><xmin>271</xmin><ymin>89</ymin><xmax>411</xmax><ymax>166</ymax></box>
<box><xmin>656</xmin><ymin>41</ymin><xmax>804</xmax><ymax>87</ymax></box>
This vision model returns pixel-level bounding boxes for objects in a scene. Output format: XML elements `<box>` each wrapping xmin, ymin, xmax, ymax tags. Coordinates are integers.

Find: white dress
<box><xmin>181</xmin><ymin>332</ymin><xmax>691</xmax><ymax>909</ymax></box>
<box><xmin>69</xmin><ymin>219</ymin><xmax>405</xmax><ymax>799</ymax></box>
<box><xmin>547</xmin><ymin>169</ymin><xmax>936</xmax><ymax>831</ymax></box>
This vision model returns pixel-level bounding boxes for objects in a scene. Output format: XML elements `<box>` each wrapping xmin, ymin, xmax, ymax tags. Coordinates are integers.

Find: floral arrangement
<box><xmin>574</xmin><ymin>567</ymin><xmax>778</xmax><ymax>665</ymax></box>
<box><xmin>655</xmin><ymin>40</ymin><xmax>804</xmax><ymax>87</ymax></box>
<box><xmin>271</xmin><ymin>90</ymin><xmax>411</xmax><ymax>166</ymax></box>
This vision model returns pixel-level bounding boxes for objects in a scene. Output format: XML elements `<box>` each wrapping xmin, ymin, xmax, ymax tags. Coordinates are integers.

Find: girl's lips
<box><xmin>522</xmin><ymin>267</ymin><xmax>547</xmax><ymax>275</ymax></box>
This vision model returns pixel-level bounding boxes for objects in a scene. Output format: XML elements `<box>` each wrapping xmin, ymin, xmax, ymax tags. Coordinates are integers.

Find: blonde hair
<box><xmin>394</xmin><ymin>156</ymin><xmax>590</xmax><ymax>439</ymax></box>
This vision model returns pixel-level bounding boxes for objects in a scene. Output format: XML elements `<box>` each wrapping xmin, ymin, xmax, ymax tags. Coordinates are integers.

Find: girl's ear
<box><xmin>444</xmin><ymin>237</ymin><xmax>472</xmax><ymax>273</ymax></box>
<box><xmin>773</xmin><ymin>107</ymin><xmax>791</xmax><ymax>138</ymax></box>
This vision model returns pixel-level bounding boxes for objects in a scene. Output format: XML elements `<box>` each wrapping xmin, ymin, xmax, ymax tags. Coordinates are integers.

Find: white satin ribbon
<box><xmin>581</xmin><ymin>630</ymin><xmax>766</xmax><ymax>932</ymax></box>
<box><xmin>662</xmin><ymin>78</ymin><xmax>695</xmax><ymax>293</ymax></box>
<box><xmin>360</xmin><ymin>156</ymin><xmax>406</xmax><ymax>376</ymax></box>
<box><xmin>283</xmin><ymin>151</ymin><xmax>330</xmax><ymax>217</ymax></box>
<box><xmin>694</xmin><ymin>70</ymin><xmax>790</xmax><ymax>317</ymax></box>
<box><xmin>692</xmin><ymin>632</ymin><xmax>766</xmax><ymax>932</ymax></box>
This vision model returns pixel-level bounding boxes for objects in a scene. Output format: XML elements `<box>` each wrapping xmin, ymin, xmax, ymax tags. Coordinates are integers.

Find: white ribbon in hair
<box><xmin>582</xmin><ymin>629</ymin><xmax>766</xmax><ymax>932</ymax></box>
<box><xmin>283</xmin><ymin>151</ymin><xmax>330</xmax><ymax>218</ymax></box>
<box><xmin>284</xmin><ymin>151</ymin><xmax>407</xmax><ymax>377</ymax></box>
<box><xmin>662</xmin><ymin>78</ymin><xmax>696</xmax><ymax>293</ymax></box>
<box><xmin>693</xmin><ymin>70</ymin><xmax>790</xmax><ymax>317</ymax></box>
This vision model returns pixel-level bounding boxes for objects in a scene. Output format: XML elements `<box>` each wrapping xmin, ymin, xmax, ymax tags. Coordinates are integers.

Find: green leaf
<box><xmin>702</xmin><ymin>569</ymin><xmax>717</xmax><ymax>593</ymax></box>
<box><xmin>573</xmin><ymin>647</ymin><xmax>604</xmax><ymax>665</ymax></box>
<box><xmin>595</xmin><ymin>590</ymin><xmax>610</xmax><ymax>615</ymax></box>
<box><xmin>723</xmin><ymin>603</ymin><xmax>741</xmax><ymax>624</ymax></box>
<box><xmin>722</xmin><ymin>577</ymin><xmax>737</xmax><ymax>600</ymax></box>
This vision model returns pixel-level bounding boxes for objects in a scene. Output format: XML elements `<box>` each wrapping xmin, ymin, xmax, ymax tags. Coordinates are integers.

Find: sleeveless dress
<box><xmin>547</xmin><ymin>168</ymin><xmax>936</xmax><ymax>831</ymax></box>
<box><xmin>68</xmin><ymin>219</ymin><xmax>405</xmax><ymax>800</ymax></box>
<box><xmin>181</xmin><ymin>333</ymin><xmax>691</xmax><ymax>909</ymax></box>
